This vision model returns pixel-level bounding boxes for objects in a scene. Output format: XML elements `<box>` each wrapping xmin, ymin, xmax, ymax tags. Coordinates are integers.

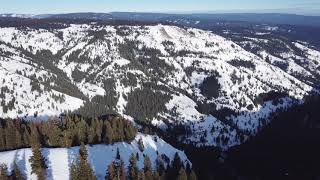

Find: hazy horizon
<box><xmin>1</xmin><ymin>10</ymin><xmax>320</xmax><ymax>17</ymax></box>
<box><xmin>0</xmin><ymin>0</ymin><xmax>319</xmax><ymax>16</ymax></box>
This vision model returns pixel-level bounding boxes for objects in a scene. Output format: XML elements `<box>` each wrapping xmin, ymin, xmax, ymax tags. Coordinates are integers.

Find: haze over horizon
<box><xmin>0</xmin><ymin>0</ymin><xmax>320</xmax><ymax>16</ymax></box>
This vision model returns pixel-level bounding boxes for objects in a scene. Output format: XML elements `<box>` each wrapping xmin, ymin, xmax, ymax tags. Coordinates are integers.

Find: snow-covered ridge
<box><xmin>0</xmin><ymin>24</ymin><xmax>319</xmax><ymax>148</ymax></box>
<box><xmin>0</xmin><ymin>133</ymin><xmax>190</xmax><ymax>180</ymax></box>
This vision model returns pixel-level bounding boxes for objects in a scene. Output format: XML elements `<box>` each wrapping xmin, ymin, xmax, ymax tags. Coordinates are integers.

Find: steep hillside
<box><xmin>0</xmin><ymin>23</ymin><xmax>319</xmax><ymax>149</ymax></box>
<box><xmin>227</xmin><ymin>95</ymin><xmax>320</xmax><ymax>179</ymax></box>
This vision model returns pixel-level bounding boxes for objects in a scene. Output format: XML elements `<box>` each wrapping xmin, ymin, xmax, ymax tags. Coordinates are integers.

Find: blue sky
<box><xmin>0</xmin><ymin>0</ymin><xmax>319</xmax><ymax>15</ymax></box>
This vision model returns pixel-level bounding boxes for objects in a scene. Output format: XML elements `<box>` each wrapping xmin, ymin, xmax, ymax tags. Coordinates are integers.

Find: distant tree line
<box><xmin>0</xmin><ymin>115</ymin><xmax>137</xmax><ymax>151</ymax></box>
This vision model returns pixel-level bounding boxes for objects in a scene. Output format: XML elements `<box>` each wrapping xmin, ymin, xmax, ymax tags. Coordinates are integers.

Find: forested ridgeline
<box><xmin>0</xmin><ymin>114</ymin><xmax>137</xmax><ymax>151</ymax></box>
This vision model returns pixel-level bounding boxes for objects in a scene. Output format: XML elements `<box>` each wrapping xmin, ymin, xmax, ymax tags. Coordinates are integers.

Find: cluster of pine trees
<box><xmin>69</xmin><ymin>144</ymin><xmax>197</xmax><ymax>180</ymax></box>
<box><xmin>0</xmin><ymin>115</ymin><xmax>137</xmax><ymax>151</ymax></box>
<box><xmin>126</xmin><ymin>88</ymin><xmax>171</xmax><ymax>122</ymax></box>
<box><xmin>70</xmin><ymin>143</ymin><xmax>96</xmax><ymax>180</ymax></box>
<box><xmin>105</xmin><ymin>151</ymin><xmax>197</xmax><ymax>180</ymax></box>
<box><xmin>0</xmin><ymin>140</ymin><xmax>45</xmax><ymax>180</ymax></box>
<box><xmin>0</xmin><ymin>162</ymin><xmax>23</xmax><ymax>180</ymax></box>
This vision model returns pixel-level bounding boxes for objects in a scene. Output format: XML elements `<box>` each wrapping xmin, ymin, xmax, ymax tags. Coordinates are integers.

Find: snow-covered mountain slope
<box><xmin>234</xmin><ymin>35</ymin><xmax>320</xmax><ymax>88</ymax></box>
<box><xmin>0</xmin><ymin>43</ymin><xmax>84</xmax><ymax>119</ymax></box>
<box><xmin>0</xmin><ymin>133</ymin><xmax>190</xmax><ymax>180</ymax></box>
<box><xmin>0</xmin><ymin>23</ymin><xmax>319</xmax><ymax>149</ymax></box>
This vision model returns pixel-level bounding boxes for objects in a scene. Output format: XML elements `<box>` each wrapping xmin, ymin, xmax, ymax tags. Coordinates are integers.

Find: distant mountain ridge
<box><xmin>1</xmin><ymin>12</ymin><xmax>320</xmax><ymax>27</ymax></box>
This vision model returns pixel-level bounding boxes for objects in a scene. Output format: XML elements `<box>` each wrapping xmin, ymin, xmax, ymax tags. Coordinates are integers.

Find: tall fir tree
<box><xmin>105</xmin><ymin>160</ymin><xmax>125</xmax><ymax>180</ymax></box>
<box><xmin>188</xmin><ymin>170</ymin><xmax>197</xmax><ymax>180</ymax></box>
<box><xmin>29</xmin><ymin>141</ymin><xmax>47</xmax><ymax>180</ymax></box>
<box><xmin>177</xmin><ymin>168</ymin><xmax>188</xmax><ymax>180</ymax></box>
<box><xmin>5</xmin><ymin>121</ymin><xmax>17</xmax><ymax>150</ymax></box>
<box><xmin>29</xmin><ymin>124</ymin><xmax>40</xmax><ymax>146</ymax></box>
<box><xmin>70</xmin><ymin>158</ymin><xmax>80</xmax><ymax>180</ymax></box>
<box><xmin>155</xmin><ymin>155</ymin><xmax>165</xmax><ymax>177</ymax></box>
<box><xmin>128</xmin><ymin>153</ymin><xmax>139</xmax><ymax>180</ymax></box>
<box><xmin>138</xmin><ymin>170</ymin><xmax>145</xmax><ymax>180</ymax></box>
<box><xmin>153</xmin><ymin>171</ymin><xmax>160</xmax><ymax>180</ymax></box>
<box><xmin>138</xmin><ymin>138</ymin><xmax>144</xmax><ymax>152</ymax></box>
<box><xmin>114</xmin><ymin>148</ymin><xmax>126</xmax><ymax>180</ymax></box>
<box><xmin>78</xmin><ymin>143</ymin><xmax>96</xmax><ymax>180</ymax></box>
<box><xmin>0</xmin><ymin>164</ymin><xmax>8</xmax><ymax>180</ymax></box>
<box><xmin>106</xmin><ymin>161</ymin><xmax>116</xmax><ymax>180</ymax></box>
<box><xmin>0</xmin><ymin>130</ymin><xmax>5</xmax><ymax>151</ymax></box>
<box><xmin>116</xmin><ymin>148</ymin><xmax>121</xmax><ymax>160</ymax></box>
<box><xmin>185</xmin><ymin>162</ymin><xmax>191</xmax><ymax>175</ymax></box>
<box><xmin>12</xmin><ymin>161</ymin><xmax>24</xmax><ymax>180</ymax></box>
<box><xmin>168</xmin><ymin>152</ymin><xmax>183</xmax><ymax>180</ymax></box>
<box><xmin>104</xmin><ymin>121</ymin><xmax>114</xmax><ymax>144</ymax></box>
<box><xmin>143</xmin><ymin>155</ymin><xmax>153</xmax><ymax>180</ymax></box>
<box><xmin>118</xmin><ymin>160</ymin><xmax>126</xmax><ymax>180</ymax></box>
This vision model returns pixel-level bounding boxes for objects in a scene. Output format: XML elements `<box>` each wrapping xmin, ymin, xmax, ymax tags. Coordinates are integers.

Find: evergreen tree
<box><xmin>188</xmin><ymin>170</ymin><xmax>197</xmax><ymax>180</ymax></box>
<box><xmin>153</xmin><ymin>171</ymin><xmax>160</xmax><ymax>180</ymax></box>
<box><xmin>104</xmin><ymin>121</ymin><xmax>114</xmax><ymax>144</ymax></box>
<box><xmin>128</xmin><ymin>153</ymin><xmax>139</xmax><ymax>180</ymax></box>
<box><xmin>29</xmin><ymin>124</ymin><xmax>40</xmax><ymax>146</ymax></box>
<box><xmin>0</xmin><ymin>164</ymin><xmax>8</xmax><ymax>180</ymax></box>
<box><xmin>12</xmin><ymin>161</ymin><xmax>24</xmax><ymax>180</ymax></box>
<box><xmin>87</xmin><ymin>125</ymin><xmax>96</xmax><ymax>144</ymax></box>
<box><xmin>21</xmin><ymin>125</ymin><xmax>30</xmax><ymax>147</ymax></box>
<box><xmin>95</xmin><ymin>118</ymin><xmax>103</xmax><ymax>143</ymax></box>
<box><xmin>106</xmin><ymin>161</ymin><xmax>116</xmax><ymax>180</ymax></box>
<box><xmin>70</xmin><ymin>158</ymin><xmax>80</xmax><ymax>180</ymax></box>
<box><xmin>143</xmin><ymin>155</ymin><xmax>153</xmax><ymax>180</ymax></box>
<box><xmin>77</xmin><ymin>118</ymin><xmax>87</xmax><ymax>144</ymax></box>
<box><xmin>46</xmin><ymin>120</ymin><xmax>62</xmax><ymax>147</ymax></box>
<box><xmin>177</xmin><ymin>168</ymin><xmax>188</xmax><ymax>180</ymax></box>
<box><xmin>138</xmin><ymin>170</ymin><xmax>145</xmax><ymax>180</ymax></box>
<box><xmin>118</xmin><ymin>160</ymin><xmax>126</xmax><ymax>180</ymax></box>
<box><xmin>0</xmin><ymin>130</ymin><xmax>5</xmax><ymax>151</ymax></box>
<box><xmin>155</xmin><ymin>155</ymin><xmax>165</xmax><ymax>176</ymax></box>
<box><xmin>168</xmin><ymin>152</ymin><xmax>183</xmax><ymax>180</ymax></box>
<box><xmin>78</xmin><ymin>143</ymin><xmax>96</xmax><ymax>180</ymax></box>
<box><xmin>138</xmin><ymin>138</ymin><xmax>144</xmax><ymax>152</ymax></box>
<box><xmin>106</xmin><ymin>160</ymin><xmax>125</xmax><ymax>180</ymax></box>
<box><xmin>29</xmin><ymin>141</ymin><xmax>47</xmax><ymax>180</ymax></box>
<box><xmin>116</xmin><ymin>148</ymin><xmax>121</xmax><ymax>160</ymax></box>
<box><xmin>4</xmin><ymin>121</ymin><xmax>17</xmax><ymax>150</ymax></box>
<box><xmin>185</xmin><ymin>162</ymin><xmax>191</xmax><ymax>174</ymax></box>
<box><xmin>172</xmin><ymin>153</ymin><xmax>183</xmax><ymax>170</ymax></box>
